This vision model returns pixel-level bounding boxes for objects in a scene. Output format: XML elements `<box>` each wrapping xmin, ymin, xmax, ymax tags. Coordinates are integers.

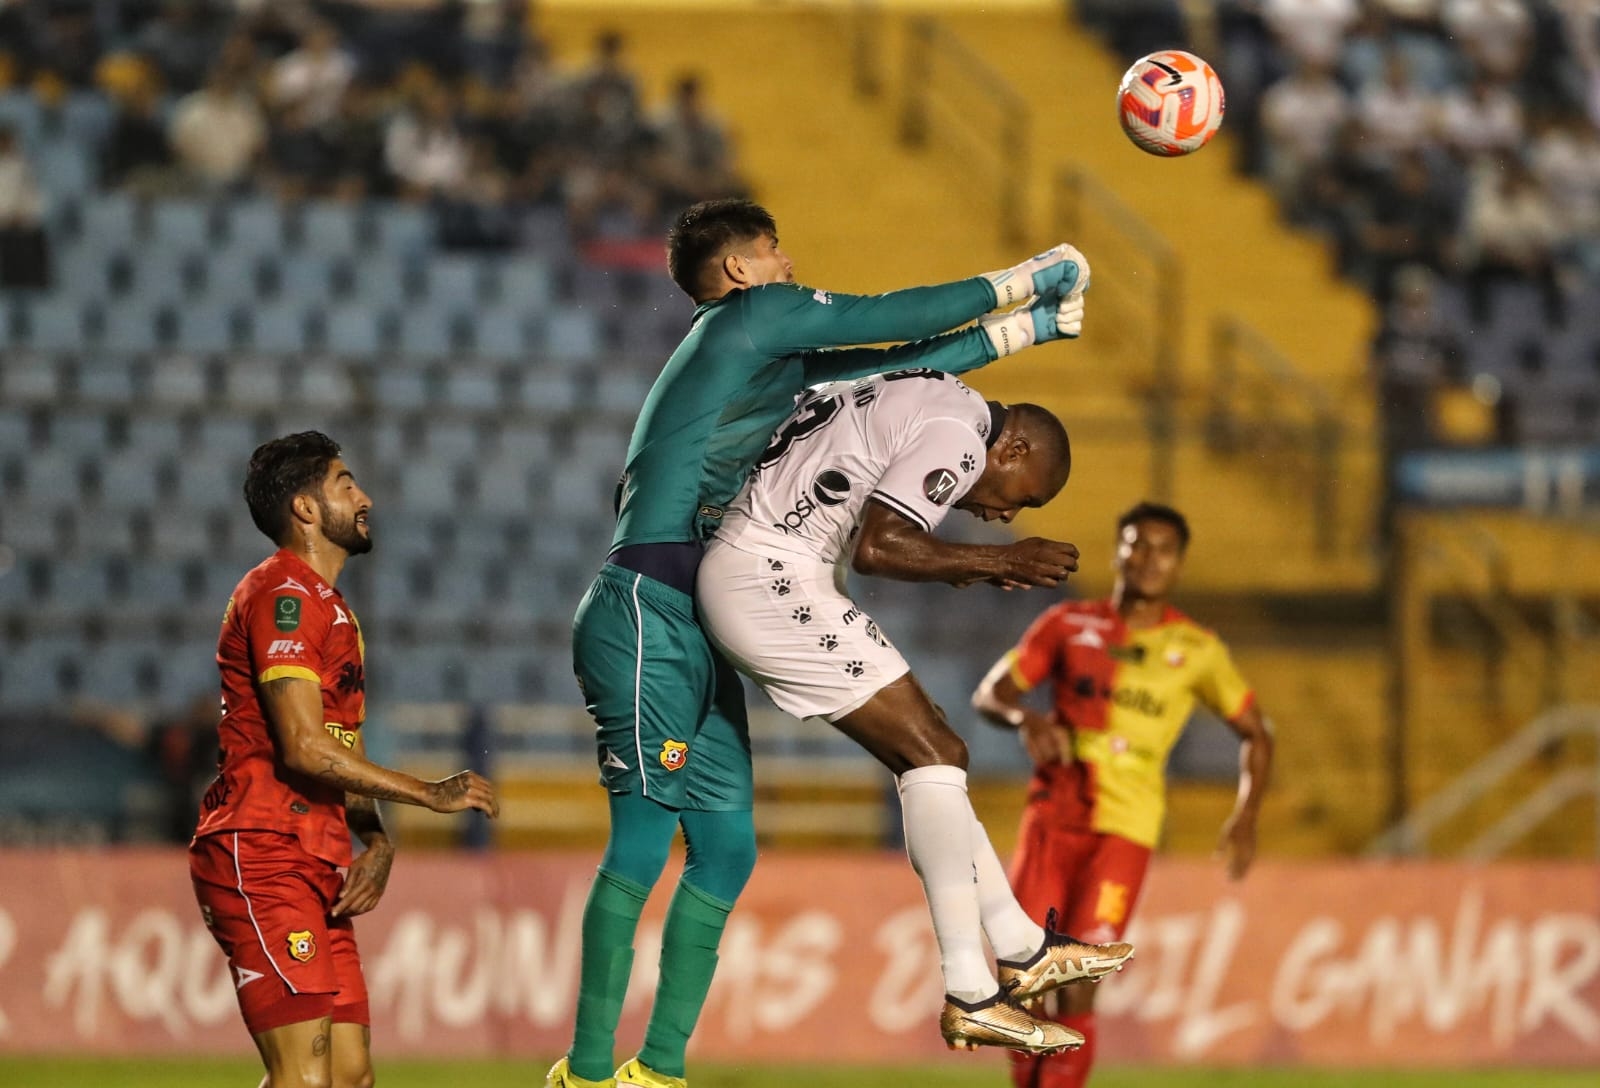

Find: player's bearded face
<box><xmin>319</xmin><ymin>495</ymin><xmax>372</xmax><ymax>554</ymax></box>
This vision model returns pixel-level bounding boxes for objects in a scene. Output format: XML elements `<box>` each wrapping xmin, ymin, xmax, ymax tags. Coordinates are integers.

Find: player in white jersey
<box><xmin>697</xmin><ymin>370</ymin><xmax>1135</xmax><ymax>1057</ymax></box>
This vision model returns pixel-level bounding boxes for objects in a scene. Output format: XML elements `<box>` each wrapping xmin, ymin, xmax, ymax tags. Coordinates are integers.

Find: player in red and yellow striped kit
<box><xmin>973</xmin><ymin>502</ymin><xmax>1274</xmax><ymax>1088</ymax></box>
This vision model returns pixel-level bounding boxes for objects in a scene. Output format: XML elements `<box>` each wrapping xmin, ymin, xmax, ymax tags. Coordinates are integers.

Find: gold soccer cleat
<box><xmin>546</xmin><ymin>1057</ymin><xmax>617</xmax><ymax>1088</ymax></box>
<box><xmin>614</xmin><ymin>1057</ymin><xmax>687</xmax><ymax>1088</ymax></box>
<box><xmin>997</xmin><ymin>909</ymin><xmax>1135</xmax><ymax>1001</ymax></box>
<box><xmin>940</xmin><ymin>991</ymin><xmax>1085</xmax><ymax>1055</ymax></box>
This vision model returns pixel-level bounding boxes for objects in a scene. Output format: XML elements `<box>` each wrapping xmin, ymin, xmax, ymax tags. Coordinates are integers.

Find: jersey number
<box><xmin>754</xmin><ymin>393</ymin><xmax>843</xmax><ymax>471</ymax></box>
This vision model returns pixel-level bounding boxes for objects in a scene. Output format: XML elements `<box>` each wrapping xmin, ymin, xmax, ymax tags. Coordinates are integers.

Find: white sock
<box><xmin>898</xmin><ymin>765</ymin><xmax>998</xmax><ymax>1002</ymax></box>
<box><xmin>971</xmin><ymin>813</ymin><xmax>1044</xmax><ymax>963</ymax></box>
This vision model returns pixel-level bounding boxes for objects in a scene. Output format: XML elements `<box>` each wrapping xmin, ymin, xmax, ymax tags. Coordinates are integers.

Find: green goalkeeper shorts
<box><xmin>571</xmin><ymin>563</ymin><xmax>753</xmax><ymax>811</ymax></box>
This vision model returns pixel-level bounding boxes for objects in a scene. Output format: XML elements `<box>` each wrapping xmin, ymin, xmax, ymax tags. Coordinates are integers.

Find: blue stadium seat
<box><xmin>421</xmin><ymin>255</ymin><xmax>485</xmax><ymax>310</ymax></box>
<box><xmin>372</xmin><ymin>204</ymin><xmax>433</xmax><ymax>255</ymax></box>
<box><xmin>52</xmin><ymin>239</ymin><xmax>118</xmax><ymax>297</ymax></box>
<box><xmin>0</xmin><ymin>411</ymin><xmax>28</xmax><ymax>456</ymax></box>
<box><xmin>0</xmin><ymin>91</ymin><xmax>42</xmax><ymax>147</ymax></box>
<box><xmin>398</xmin><ymin>462</ymin><xmax>460</xmax><ymax>515</ymax></box>
<box><xmin>470</xmin><ymin>306</ymin><xmax>531</xmax><ymax>360</ymax></box>
<box><xmin>321</xmin><ymin>305</ymin><xmax>385</xmax><ymax>356</ymax></box>
<box><xmin>223</xmin><ymin>198</ymin><xmax>286</xmax><ymax>255</ymax></box>
<box><xmin>349</xmin><ymin>258</ymin><xmax>413</xmax><ymax>310</ymax></box>
<box><xmin>161</xmin><ymin>641</ymin><xmax>221</xmax><ymax>704</ymax></box>
<box><xmin>426</xmin><ymin>420</ymin><xmax>479</xmax><ymax>464</ymax></box>
<box><xmin>489</xmin><ymin>255</ymin><xmax>554</xmax><ymax>308</ymax></box>
<box><xmin>51</xmin><ymin>411</ymin><xmax>109</xmax><ymax>455</ymax></box>
<box><xmin>265</xmin><ymin>252</ymin><xmax>337</xmax><ymax>303</ymax></box>
<box><xmin>176</xmin><ymin>457</ymin><xmax>236</xmax><ymax>506</ymax></box>
<box><xmin>0</xmin><ymin>500</ymin><xmax>60</xmax><ymax>554</ymax></box>
<box><xmin>150</xmin><ymin>201</ymin><xmax>217</xmax><ymax>251</ymax></box>
<box><xmin>76</xmin><ymin>642</ymin><xmax>159</xmax><ymax>702</ymax></box>
<box><xmin>148</xmin><ymin>354</ymin><xmax>210</xmax><ymax>407</ymax></box>
<box><xmin>0</xmin><ymin>639</ymin><xmax>78</xmax><ymax>705</ymax></box>
<box><xmin>47</xmin><ymin>559</ymin><xmax>114</xmax><ymax>610</ymax></box>
<box><xmin>396</xmin><ymin>306</ymin><xmax>455</xmax><ymax>358</ymax></box>
<box><xmin>174</xmin><ymin>304</ymin><xmax>236</xmax><ymax>353</ymax></box>
<box><xmin>71</xmin><ymin>507</ymin><xmax>135</xmax><ymax>557</ymax></box>
<box><xmin>79</xmin><ymin>194</ymin><xmax>140</xmax><ymax>251</ymax></box>
<box><xmin>21</xmin><ymin>296</ymin><xmax>89</xmax><ymax>352</ymax></box>
<box><xmin>195</xmin><ymin>416</ymin><xmax>259</xmax><ymax>461</ymax></box>
<box><xmin>0</xmin><ymin>352</ymin><xmax>61</xmax><ymax>403</ymax></box>
<box><xmin>372</xmin><ymin>368</ymin><xmax>428</xmax><ymax>412</ymax></box>
<box><xmin>511</xmin><ymin>369</ymin><xmax>580</xmax><ymax>415</ymax></box>
<box><xmin>443</xmin><ymin>367</ymin><xmax>500</xmax><ymax>411</ymax></box>
<box><xmin>296</xmin><ymin>202</ymin><xmax>363</xmax><ymax>256</ymax></box>
<box><xmin>35</xmin><ymin>141</ymin><xmax>94</xmax><ymax>199</ymax></box>
<box><xmin>200</xmin><ymin>249</ymin><xmax>264</xmax><ymax>307</ymax></box>
<box><xmin>473</xmin><ymin>453</ymin><xmax>536</xmax><ymax>517</ymax></box>
<box><xmin>492</xmin><ymin>422</ymin><xmax>554</xmax><ymax>464</ymax></box>
<box><xmin>246</xmin><ymin>302</ymin><xmax>311</xmax><ymax>354</ymax></box>
<box><xmin>74</xmin><ymin>354</ymin><xmax>138</xmax><ymax>401</ymax></box>
<box><xmin>543</xmin><ymin>311</ymin><xmax>602</xmax><ymax>361</ymax></box>
<box><xmin>92</xmin><ymin>302</ymin><xmax>162</xmax><ymax>353</ymax></box>
<box><xmin>593</xmin><ymin>370</ymin><xmax>653</xmax><ymax>417</ymax></box>
<box><xmin>60</xmin><ymin>92</ymin><xmax>114</xmax><ymax>146</ymax></box>
<box><xmin>294</xmin><ymin>365</ymin><xmax>357</xmax><ymax>410</ymax></box>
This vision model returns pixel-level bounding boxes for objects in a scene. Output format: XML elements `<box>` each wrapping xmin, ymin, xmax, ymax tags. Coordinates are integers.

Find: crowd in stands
<box><xmin>1080</xmin><ymin>0</ymin><xmax>1600</xmax><ymax>456</ymax></box>
<box><xmin>0</xmin><ymin>0</ymin><xmax>745</xmax><ymax>277</ymax></box>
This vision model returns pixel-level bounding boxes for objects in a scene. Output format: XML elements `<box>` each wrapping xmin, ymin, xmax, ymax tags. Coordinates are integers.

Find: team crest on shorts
<box><xmin>286</xmin><ymin>930</ymin><xmax>317</xmax><ymax>963</ymax></box>
<box><xmin>659</xmin><ymin>739</ymin><xmax>689</xmax><ymax>771</ymax></box>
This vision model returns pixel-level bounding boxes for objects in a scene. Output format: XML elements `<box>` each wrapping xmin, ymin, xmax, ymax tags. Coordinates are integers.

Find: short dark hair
<box><xmin>244</xmin><ymin>431</ymin><xmax>342</xmax><ymax>543</ymax></box>
<box><xmin>666</xmin><ymin>198</ymin><xmax>777</xmax><ymax>299</ymax></box>
<box><xmin>1117</xmin><ymin>501</ymin><xmax>1190</xmax><ymax>550</ymax></box>
<box><xmin>1011</xmin><ymin>403</ymin><xmax>1071</xmax><ymax>483</ymax></box>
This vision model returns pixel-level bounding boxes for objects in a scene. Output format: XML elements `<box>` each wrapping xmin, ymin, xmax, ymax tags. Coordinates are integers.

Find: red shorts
<box><xmin>1008</xmin><ymin>806</ymin><xmax>1152</xmax><ymax>943</ymax></box>
<box><xmin>190</xmin><ymin>830</ymin><xmax>370</xmax><ymax>1035</ymax></box>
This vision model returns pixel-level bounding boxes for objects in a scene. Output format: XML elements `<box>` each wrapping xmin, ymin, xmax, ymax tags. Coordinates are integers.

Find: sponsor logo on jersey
<box><xmin>812</xmin><ymin>289</ymin><xmax>832</xmax><ymax>305</ymax></box>
<box><xmin>1069</xmin><ymin>628</ymin><xmax>1105</xmax><ymax>649</ymax></box>
<box><xmin>1165</xmin><ymin>649</ymin><xmax>1187</xmax><ymax>668</ymax></box>
<box><xmin>332</xmin><ymin>605</ymin><xmax>351</xmax><ymax>627</ymax></box>
<box><xmin>1111</xmin><ymin>686</ymin><xmax>1166</xmax><ymax>718</ymax></box>
<box><xmin>601</xmin><ymin>748</ymin><xmax>629</xmax><ymax>771</ymax></box>
<box><xmin>659</xmin><ymin>739</ymin><xmax>689</xmax><ymax>771</ymax></box>
<box><xmin>222</xmin><ymin>597</ymin><xmax>235</xmax><ymax>624</ymax></box>
<box><xmin>864</xmin><ymin>620</ymin><xmax>890</xmax><ymax>648</ymax></box>
<box><xmin>1094</xmin><ymin>880</ymin><xmax>1131</xmax><ymax>927</ymax></box>
<box><xmin>325</xmin><ymin>723</ymin><xmax>358</xmax><ymax>749</ymax></box>
<box><xmin>267</xmin><ymin>639</ymin><xmax>305</xmax><ymax>656</ymax></box>
<box><xmin>317</xmin><ymin>584</ymin><xmax>335</xmax><ymax>599</ymax></box>
<box><xmin>286</xmin><ymin>930</ymin><xmax>317</xmax><ymax>963</ymax></box>
<box><xmin>199</xmin><ymin>905</ymin><xmax>215</xmax><ymax>928</ymax></box>
<box><xmin>234</xmin><ymin>965</ymin><xmax>264</xmax><ymax>990</ymax></box>
<box><xmin>773</xmin><ymin>493</ymin><xmax>821</xmax><ymax>534</ymax></box>
<box><xmin>336</xmin><ymin>662</ymin><xmax>364</xmax><ymax>696</ymax></box>
<box><xmin>1108</xmin><ymin>644</ymin><xmax>1147</xmax><ymax>664</ymax></box>
<box><xmin>841</xmin><ymin>606</ymin><xmax>861</xmax><ymax>626</ymax></box>
<box><xmin>811</xmin><ymin>469</ymin><xmax>850</xmax><ymax>507</ymax></box>
<box><xmin>274</xmin><ymin>596</ymin><xmax>302</xmax><ymax>632</ymax></box>
<box><xmin>274</xmin><ymin>577</ymin><xmax>310</xmax><ymax>595</ymax></box>
<box><xmin>922</xmin><ymin>468</ymin><xmax>959</xmax><ymax>505</ymax></box>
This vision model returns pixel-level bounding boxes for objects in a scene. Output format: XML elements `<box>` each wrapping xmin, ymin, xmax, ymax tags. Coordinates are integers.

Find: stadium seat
<box><xmin>201</xmin><ymin>249</ymin><xmax>265</xmax><ymax>307</ymax></box>
<box><xmin>295</xmin><ymin>202</ymin><xmax>365</xmax><ymax>256</ymax></box>
<box><xmin>68</xmin><ymin>507</ymin><xmax>136</xmax><ymax>557</ymax></box>
<box><xmin>76</xmin><ymin>642</ymin><xmax>160</xmax><ymax>702</ymax></box>
<box><xmin>0</xmin><ymin>639</ymin><xmax>78</xmax><ymax>705</ymax></box>
<box><xmin>51</xmin><ymin>239</ymin><xmax>116</xmax><ymax>297</ymax></box>
<box><xmin>20</xmin><ymin>297</ymin><xmax>89</xmax><ymax>352</ymax></box>
<box><xmin>174</xmin><ymin>304</ymin><xmax>237</xmax><ymax>354</ymax></box>
<box><xmin>150</xmin><ymin>202</ymin><xmax>217</xmax><ymax>252</ymax></box>
<box><xmin>92</xmin><ymin>302</ymin><xmax>161</xmax><ymax>354</ymax></box>
<box><xmin>488</xmin><ymin>255</ymin><xmax>554</xmax><ymax>309</ymax></box>
<box><xmin>123</xmin><ymin>416</ymin><xmax>185</xmax><ymax>459</ymax></box>
<box><xmin>294</xmin><ymin>363</ymin><xmax>357</xmax><ymax>410</ymax></box>
<box><xmin>245</xmin><ymin>302</ymin><xmax>311</xmax><ymax>354</ymax></box>
<box><xmin>349</xmin><ymin>258</ymin><xmax>414</xmax><ymax>310</ymax></box>
<box><xmin>79</xmin><ymin>194</ymin><xmax>140</xmax><ymax>251</ymax></box>
<box><xmin>372</xmin><ymin>204</ymin><xmax>433</xmax><ymax>255</ymax></box>
<box><xmin>0</xmin><ymin>410</ymin><xmax>28</xmax><ymax>456</ymax></box>
<box><xmin>0</xmin><ymin>500</ymin><xmax>61</xmax><ymax>555</ymax></box>
<box><xmin>222</xmin><ymin>198</ymin><xmax>286</xmax><ymax>255</ymax></box>
<box><xmin>396</xmin><ymin>306</ymin><xmax>456</xmax><ymax>359</ymax></box>
<box><xmin>0</xmin><ymin>352</ymin><xmax>60</xmax><ymax>403</ymax></box>
<box><xmin>425</xmin><ymin>419</ymin><xmax>479</xmax><ymax>465</ymax></box>
<box><xmin>470</xmin><ymin>306</ymin><xmax>531</xmax><ymax>360</ymax></box>
<box><xmin>510</xmin><ymin>368</ymin><xmax>580</xmax><ymax>415</ymax></box>
<box><xmin>399</xmin><ymin>462</ymin><xmax>461</xmax><ymax>515</ymax></box>
<box><xmin>542</xmin><ymin>311</ymin><xmax>602</xmax><ymax>361</ymax></box>
<box><xmin>195</xmin><ymin>416</ymin><xmax>259</xmax><ymax>463</ymax></box>
<box><xmin>321</xmin><ymin>304</ymin><xmax>387</xmax><ymax>356</ymax></box>
<box><xmin>263</xmin><ymin>252</ymin><xmax>337</xmax><ymax>303</ymax></box>
<box><xmin>373</xmin><ymin>367</ymin><xmax>429</xmax><ymax>411</ymax></box>
<box><xmin>148</xmin><ymin>355</ymin><xmax>211</xmax><ymax>407</ymax></box>
<box><xmin>0</xmin><ymin>91</ymin><xmax>42</xmax><ymax>146</ymax></box>
<box><xmin>34</xmin><ymin>142</ymin><xmax>94</xmax><ymax>199</ymax></box>
<box><xmin>60</xmin><ymin>92</ymin><xmax>113</xmax><ymax>146</ymax></box>
<box><xmin>593</xmin><ymin>370</ymin><xmax>653</xmax><ymax>417</ymax></box>
<box><xmin>47</xmin><ymin>558</ymin><xmax>114</xmax><ymax>611</ymax></box>
<box><xmin>443</xmin><ymin>367</ymin><xmax>500</xmax><ymax>411</ymax></box>
<box><xmin>421</xmin><ymin>255</ymin><xmax>486</xmax><ymax>310</ymax></box>
<box><xmin>73</xmin><ymin>354</ymin><xmax>137</xmax><ymax>402</ymax></box>
<box><xmin>50</xmin><ymin>411</ymin><xmax>109</xmax><ymax>455</ymax></box>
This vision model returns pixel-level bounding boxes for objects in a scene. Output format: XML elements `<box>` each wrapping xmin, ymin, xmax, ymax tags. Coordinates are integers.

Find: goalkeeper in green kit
<box><xmin>549</xmin><ymin>199</ymin><xmax>1091</xmax><ymax>1088</ymax></box>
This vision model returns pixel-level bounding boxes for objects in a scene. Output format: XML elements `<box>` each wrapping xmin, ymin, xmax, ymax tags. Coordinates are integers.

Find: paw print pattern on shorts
<box><xmin>792</xmin><ymin>606</ymin><xmax>812</xmax><ymax>625</ymax></box>
<box><xmin>843</xmin><ymin>660</ymin><xmax>865</xmax><ymax>678</ymax></box>
<box><xmin>818</xmin><ymin>634</ymin><xmax>839</xmax><ymax>651</ymax></box>
<box><xmin>771</xmin><ymin>578</ymin><xmax>792</xmax><ymax>596</ymax></box>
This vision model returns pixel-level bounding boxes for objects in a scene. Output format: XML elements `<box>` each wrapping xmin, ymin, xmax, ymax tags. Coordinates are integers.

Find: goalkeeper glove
<box><xmin>982</xmin><ymin>243</ymin><xmax>1091</xmax><ymax>307</ymax></box>
<box><xmin>978</xmin><ymin>293</ymin><xmax>1087</xmax><ymax>358</ymax></box>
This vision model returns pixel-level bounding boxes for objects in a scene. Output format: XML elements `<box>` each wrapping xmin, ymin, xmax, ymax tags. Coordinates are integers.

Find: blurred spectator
<box><xmin>571</xmin><ymin>30</ymin><xmax>641</xmax><ymax>141</ymax></box>
<box><xmin>1372</xmin><ymin>264</ymin><xmax>1463</xmax><ymax>452</ymax></box>
<box><xmin>1076</xmin><ymin>0</ymin><xmax>1189</xmax><ymax>63</ymax></box>
<box><xmin>136</xmin><ymin>0</ymin><xmax>226</xmax><ymax>95</ymax></box>
<box><xmin>70</xmin><ymin>695</ymin><xmax>221</xmax><ymax>845</ymax></box>
<box><xmin>462</xmin><ymin>0</ymin><xmax>532</xmax><ymax>88</ymax></box>
<box><xmin>29</xmin><ymin>2</ymin><xmax>102</xmax><ymax>88</ymax></box>
<box><xmin>168</xmin><ymin>65</ymin><xmax>268</xmax><ymax>191</ymax></box>
<box><xmin>1356</xmin><ymin>51</ymin><xmax>1436</xmax><ymax>166</ymax></box>
<box><xmin>101</xmin><ymin>77</ymin><xmax>179</xmax><ymax>195</ymax></box>
<box><xmin>1530</xmin><ymin>106</ymin><xmax>1600</xmax><ymax>276</ymax></box>
<box><xmin>1263</xmin><ymin>0</ymin><xmax>1359</xmax><ymax>68</ymax></box>
<box><xmin>266</xmin><ymin>99</ymin><xmax>332</xmax><ymax>200</ymax></box>
<box><xmin>1357</xmin><ymin>152</ymin><xmax>1456</xmax><ymax>299</ymax></box>
<box><xmin>1460</xmin><ymin>154</ymin><xmax>1563</xmax><ymax>320</ymax></box>
<box><xmin>385</xmin><ymin>84</ymin><xmax>469</xmax><ymax>198</ymax></box>
<box><xmin>0</xmin><ymin>124</ymin><xmax>48</xmax><ymax>288</ymax></box>
<box><xmin>1338</xmin><ymin>3</ymin><xmax>1394</xmax><ymax>91</ymax></box>
<box><xmin>319</xmin><ymin>79</ymin><xmax>389</xmax><ymax>200</ymax></box>
<box><xmin>650</xmin><ymin>74</ymin><xmax>746</xmax><ymax>209</ymax></box>
<box><xmin>271</xmin><ymin>22</ymin><xmax>356</xmax><ymax>126</ymax></box>
<box><xmin>1437</xmin><ymin>76</ymin><xmax>1525</xmax><ymax>160</ymax></box>
<box><xmin>1261</xmin><ymin>60</ymin><xmax>1351</xmax><ymax>219</ymax></box>
<box><xmin>438</xmin><ymin>135</ymin><xmax>517</xmax><ymax>249</ymax></box>
<box><xmin>1442</xmin><ymin>0</ymin><xmax>1532</xmax><ymax>82</ymax></box>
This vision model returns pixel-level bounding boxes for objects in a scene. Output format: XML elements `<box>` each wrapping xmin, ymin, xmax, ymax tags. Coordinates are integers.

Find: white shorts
<box><xmin>696</xmin><ymin>542</ymin><xmax>910</xmax><ymax>722</ymax></box>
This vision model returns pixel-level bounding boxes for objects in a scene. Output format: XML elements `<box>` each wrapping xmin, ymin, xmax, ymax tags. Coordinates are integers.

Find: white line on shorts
<box><xmin>630</xmin><ymin>574</ymin><xmax>647</xmax><ymax>797</ymax></box>
<box><xmin>233</xmin><ymin>833</ymin><xmax>298</xmax><ymax>993</ymax></box>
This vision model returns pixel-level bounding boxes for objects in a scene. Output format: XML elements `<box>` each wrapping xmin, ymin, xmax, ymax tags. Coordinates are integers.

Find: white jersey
<box><xmin>714</xmin><ymin>370</ymin><xmax>994</xmax><ymax>565</ymax></box>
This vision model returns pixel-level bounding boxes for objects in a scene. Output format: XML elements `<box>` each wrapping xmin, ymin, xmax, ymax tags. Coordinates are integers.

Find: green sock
<box><xmin>569</xmin><ymin>869</ymin><xmax>651</xmax><ymax>1081</ymax></box>
<box><xmin>637</xmin><ymin>881</ymin><xmax>734</xmax><ymax>1078</ymax></box>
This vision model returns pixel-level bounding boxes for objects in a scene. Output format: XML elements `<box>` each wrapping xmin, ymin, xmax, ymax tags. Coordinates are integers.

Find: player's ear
<box><xmin>722</xmin><ymin>251</ymin><xmax>748</xmax><ymax>287</ymax></box>
<box><xmin>1004</xmin><ymin>434</ymin><xmax>1031</xmax><ymax>464</ymax></box>
<box><xmin>290</xmin><ymin>491</ymin><xmax>318</xmax><ymax>527</ymax></box>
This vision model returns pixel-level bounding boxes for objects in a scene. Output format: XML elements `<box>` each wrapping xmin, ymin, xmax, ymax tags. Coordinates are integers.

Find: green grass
<box><xmin>2</xmin><ymin>1059</ymin><xmax>1596</xmax><ymax>1088</ymax></box>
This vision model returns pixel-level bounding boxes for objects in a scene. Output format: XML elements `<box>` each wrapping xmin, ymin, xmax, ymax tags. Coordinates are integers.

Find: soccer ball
<box><xmin>1116</xmin><ymin>50</ymin><xmax>1225</xmax><ymax>157</ymax></box>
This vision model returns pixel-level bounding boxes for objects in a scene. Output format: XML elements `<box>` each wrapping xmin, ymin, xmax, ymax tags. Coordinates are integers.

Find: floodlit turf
<box><xmin>3</xmin><ymin>1059</ymin><xmax>1597</xmax><ymax>1088</ymax></box>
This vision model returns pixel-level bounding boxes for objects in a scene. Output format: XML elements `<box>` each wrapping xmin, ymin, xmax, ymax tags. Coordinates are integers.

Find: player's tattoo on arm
<box><xmin>317</xmin><ymin>754</ymin><xmax>414</xmax><ymax>803</ymax></box>
<box><xmin>345</xmin><ymin>792</ymin><xmax>387</xmax><ymax>839</ymax></box>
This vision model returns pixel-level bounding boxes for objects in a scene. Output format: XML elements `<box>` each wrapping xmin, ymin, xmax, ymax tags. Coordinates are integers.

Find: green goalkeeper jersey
<box><xmin>611</xmin><ymin>277</ymin><xmax>1002</xmax><ymax>551</ymax></box>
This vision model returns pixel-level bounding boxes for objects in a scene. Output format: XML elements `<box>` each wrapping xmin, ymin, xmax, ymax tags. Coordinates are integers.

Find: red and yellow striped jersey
<box><xmin>1007</xmin><ymin>599</ymin><xmax>1253</xmax><ymax>848</ymax></box>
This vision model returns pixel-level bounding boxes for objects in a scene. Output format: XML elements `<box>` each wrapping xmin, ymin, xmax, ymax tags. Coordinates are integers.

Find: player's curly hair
<box><xmin>244</xmin><ymin>431</ymin><xmax>342</xmax><ymax>543</ymax></box>
<box><xmin>1118</xmin><ymin>501</ymin><xmax>1191</xmax><ymax>551</ymax></box>
<box><xmin>666</xmin><ymin>198</ymin><xmax>778</xmax><ymax>300</ymax></box>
